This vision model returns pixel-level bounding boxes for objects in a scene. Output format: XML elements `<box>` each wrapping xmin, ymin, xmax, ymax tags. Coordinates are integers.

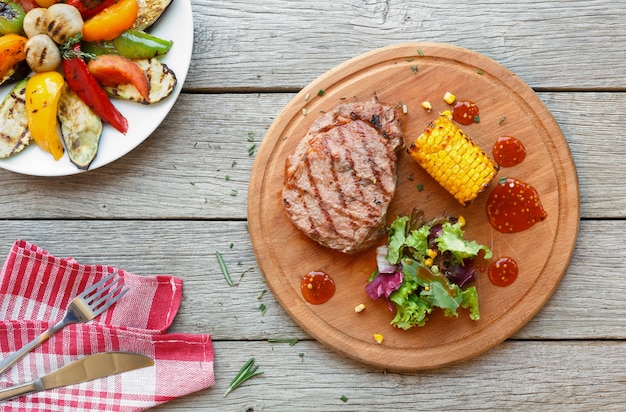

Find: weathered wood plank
<box><xmin>151</xmin><ymin>339</ymin><xmax>626</xmax><ymax>411</ymax></box>
<box><xmin>0</xmin><ymin>92</ymin><xmax>623</xmax><ymax>219</ymax></box>
<box><xmin>188</xmin><ymin>0</ymin><xmax>626</xmax><ymax>90</ymax></box>
<box><xmin>0</xmin><ymin>219</ymin><xmax>622</xmax><ymax>340</ymax></box>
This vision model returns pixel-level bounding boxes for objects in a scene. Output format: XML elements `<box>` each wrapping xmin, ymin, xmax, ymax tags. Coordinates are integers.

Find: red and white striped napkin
<box><xmin>0</xmin><ymin>240</ymin><xmax>215</xmax><ymax>411</ymax></box>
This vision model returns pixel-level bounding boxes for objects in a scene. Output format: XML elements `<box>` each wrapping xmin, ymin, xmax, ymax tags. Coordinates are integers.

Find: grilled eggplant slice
<box><xmin>103</xmin><ymin>58</ymin><xmax>176</xmax><ymax>104</ymax></box>
<box><xmin>131</xmin><ymin>0</ymin><xmax>173</xmax><ymax>31</ymax></box>
<box><xmin>0</xmin><ymin>60</ymin><xmax>29</xmax><ymax>86</ymax></box>
<box><xmin>0</xmin><ymin>78</ymin><xmax>31</xmax><ymax>159</ymax></box>
<box><xmin>57</xmin><ymin>87</ymin><xmax>103</xmax><ymax>170</ymax></box>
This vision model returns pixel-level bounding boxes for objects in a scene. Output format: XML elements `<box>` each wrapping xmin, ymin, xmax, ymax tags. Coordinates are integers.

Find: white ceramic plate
<box><xmin>0</xmin><ymin>0</ymin><xmax>194</xmax><ymax>176</ymax></box>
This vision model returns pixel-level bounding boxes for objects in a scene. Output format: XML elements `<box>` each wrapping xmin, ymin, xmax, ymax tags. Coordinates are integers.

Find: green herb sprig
<box><xmin>216</xmin><ymin>251</ymin><xmax>233</xmax><ymax>286</ymax></box>
<box><xmin>224</xmin><ymin>358</ymin><xmax>264</xmax><ymax>397</ymax></box>
<box><xmin>268</xmin><ymin>338</ymin><xmax>298</xmax><ymax>346</ymax></box>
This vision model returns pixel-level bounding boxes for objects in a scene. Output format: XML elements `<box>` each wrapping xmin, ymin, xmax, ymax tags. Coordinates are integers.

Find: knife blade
<box><xmin>0</xmin><ymin>352</ymin><xmax>154</xmax><ymax>401</ymax></box>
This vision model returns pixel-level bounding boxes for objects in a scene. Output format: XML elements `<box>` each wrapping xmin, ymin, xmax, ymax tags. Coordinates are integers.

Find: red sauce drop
<box><xmin>301</xmin><ymin>271</ymin><xmax>335</xmax><ymax>304</ymax></box>
<box><xmin>492</xmin><ymin>136</ymin><xmax>526</xmax><ymax>167</ymax></box>
<box><xmin>488</xmin><ymin>257</ymin><xmax>518</xmax><ymax>287</ymax></box>
<box><xmin>486</xmin><ymin>177</ymin><xmax>548</xmax><ymax>233</ymax></box>
<box><xmin>452</xmin><ymin>100</ymin><xmax>479</xmax><ymax>125</ymax></box>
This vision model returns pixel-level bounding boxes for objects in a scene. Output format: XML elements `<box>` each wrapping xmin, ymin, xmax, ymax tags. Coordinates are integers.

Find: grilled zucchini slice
<box><xmin>57</xmin><ymin>87</ymin><xmax>103</xmax><ymax>170</ymax></box>
<box><xmin>0</xmin><ymin>78</ymin><xmax>31</xmax><ymax>159</ymax></box>
<box><xmin>103</xmin><ymin>58</ymin><xmax>177</xmax><ymax>104</ymax></box>
<box><xmin>131</xmin><ymin>0</ymin><xmax>173</xmax><ymax>31</ymax></box>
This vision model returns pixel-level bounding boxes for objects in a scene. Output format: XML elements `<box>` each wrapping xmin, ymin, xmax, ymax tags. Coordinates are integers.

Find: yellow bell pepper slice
<box><xmin>82</xmin><ymin>0</ymin><xmax>139</xmax><ymax>42</ymax></box>
<box><xmin>25</xmin><ymin>72</ymin><xmax>66</xmax><ymax>160</ymax></box>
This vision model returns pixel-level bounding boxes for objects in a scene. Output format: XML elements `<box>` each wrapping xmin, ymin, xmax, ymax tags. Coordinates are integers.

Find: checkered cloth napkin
<box><xmin>0</xmin><ymin>240</ymin><xmax>215</xmax><ymax>411</ymax></box>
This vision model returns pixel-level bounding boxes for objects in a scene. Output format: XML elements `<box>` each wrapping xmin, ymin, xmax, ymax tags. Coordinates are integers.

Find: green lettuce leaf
<box><xmin>436</xmin><ymin>222</ymin><xmax>492</xmax><ymax>262</ymax></box>
<box><xmin>375</xmin><ymin>213</ymin><xmax>487</xmax><ymax>330</ymax></box>
<box><xmin>388</xmin><ymin>258</ymin><xmax>480</xmax><ymax>329</ymax></box>
<box><xmin>404</xmin><ymin>225</ymin><xmax>430</xmax><ymax>259</ymax></box>
<box><xmin>461</xmin><ymin>286</ymin><xmax>480</xmax><ymax>321</ymax></box>
<box><xmin>386</xmin><ymin>215</ymin><xmax>408</xmax><ymax>264</ymax></box>
<box><xmin>389</xmin><ymin>261</ymin><xmax>431</xmax><ymax>329</ymax></box>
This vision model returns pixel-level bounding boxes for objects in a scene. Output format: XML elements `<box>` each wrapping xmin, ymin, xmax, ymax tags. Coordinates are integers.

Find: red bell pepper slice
<box><xmin>63</xmin><ymin>0</ymin><xmax>117</xmax><ymax>19</ymax></box>
<box><xmin>62</xmin><ymin>41</ymin><xmax>128</xmax><ymax>134</ymax></box>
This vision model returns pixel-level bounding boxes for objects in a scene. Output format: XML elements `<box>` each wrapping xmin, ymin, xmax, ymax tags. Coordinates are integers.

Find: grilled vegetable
<box><xmin>407</xmin><ymin>114</ymin><xmax>499</xmax><ymax>206</ymax></box>
<box><xmin>82</xmin><ymin>0</ymin><xmax>138</xmax><ymax>42</ymax></box>
<box><xmin>46</xmin><ymin>3</ymin><xmax>84</xmax><ymax>44</ymax></box>
<box><xmin>2</xmin><ymin>58</ymin><xmax>29</xmax><ymax>83</ymax></box>
<box><xmin>25</xmin><ymin>33</ymin><xmax>61</xmax><ymax>72</ymax></box>
<box><xmin>14</xmin><ymin>0</ymin><xmax>37</xmax><ymax>12</ymax></box>
<box><xmin>21</xmin><ymin>7</ymin><xmax>47</xmax><ymax>37</ymax></box>
<box><xmin>63</xmin><ymin>0</ymin><xmax>116</xmax><ymax>19</ymax></box>
<box><xmin>102</xmin><ymin>57</ymin><xmax>176</xmax><ymax>104</ymax></box>
<box><xmin>0</xmin><ymin>78</ymin><xmax>31</xmax><ymax>158</ymax></box>
<box><xmin>58</xmin><ymin>87</ymin><xmax>102</xmax><ymax>169</ymax></box>
<box><xmin>87</xmin><ymin>54</ymin><xmax>150</xmax><ymax>102</ymax></box>
<box><xmin>61</xmin><ymin>38</ymin><xmax>128</xmax><ymax>134</ymax></box>
<box><xmin>33</xmin><ymin>0</ymin><xmax>57</xmax><ymax>7</ymax></box>
<box><xmin>82</xmin><ymin>29</ymin><xmax>172</xmax><ymax>59</ymax></box>
<box><xmin>0</xmin><ymin>33</ymin><xmax>27</xmax><ymax>82</ymax></box>
<box><xmin>0</xmin><ymin>0</ymin><xmax>26</xmax><ymax>35</ymax></box>
<box><xmin>25</xmin><ymin>71</ymin><xmax>65</xmax><ymax>160</ymax></box>
<box><xmin>131</xmin><ymin>0</ymin><xmax>171</xmax><ymax>30</ymax></box>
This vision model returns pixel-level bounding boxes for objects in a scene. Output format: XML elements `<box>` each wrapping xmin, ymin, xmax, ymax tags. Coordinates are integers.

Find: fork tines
<box><xmin>81</xmin><ymin>271</ymin><xmax>129</xmax><ymax>313</ymax></box>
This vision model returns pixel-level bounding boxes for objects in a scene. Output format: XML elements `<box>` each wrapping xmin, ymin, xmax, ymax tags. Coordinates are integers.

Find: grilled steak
<box><xmin>282</xmin><ymin>96</ymin><xmax>404</xmax><ymax>254</ymax></box>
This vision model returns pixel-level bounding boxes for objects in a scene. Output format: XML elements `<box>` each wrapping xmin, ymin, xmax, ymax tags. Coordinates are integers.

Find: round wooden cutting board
<box><xmin>248</xmin><ymin>43</ymin><xmax>579</xmax><ymax>371</ymax></box>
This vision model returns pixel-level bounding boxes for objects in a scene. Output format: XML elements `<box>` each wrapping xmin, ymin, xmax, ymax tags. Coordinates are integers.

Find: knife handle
<box><xmin>0</xmin><ymin>379</ymin><xmax>43</xmax><ymax>401</ymax></box>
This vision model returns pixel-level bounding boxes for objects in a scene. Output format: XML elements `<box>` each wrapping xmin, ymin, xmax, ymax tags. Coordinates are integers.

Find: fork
<box><xmin>0</xmin><ymin>271</ymin><xmax>129</xmax><ymax>375</ymax></box>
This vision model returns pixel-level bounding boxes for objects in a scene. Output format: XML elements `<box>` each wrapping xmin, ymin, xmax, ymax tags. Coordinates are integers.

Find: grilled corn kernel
<box><xmin>421</xmin><ymin>101</ymin><xmax>432</xmax><ymax>111</ymax></box>
<box><xmin>440</xmin><ymin>109</ymin><xmax>453</xmax><ymax>118</ymax></box>
<box><xmin>424</xmin><ymin>257</ymin><xmax>434</xmax><ymax>267</ymax></box>
<box><xmin>373</xmin><ymin>334</ymin><xmax>384</xmax><ymax>344</ymax></box>
<box><xmin>458</xmin><ymin>215</ymin><xmax>466</xmax><ymax>228</ymax></box>
<box><xmin>443</xmin><ymin>92</ymin><xmax>456</xmax><ymax>105</ymax></box>
<box><xmin>407</xmin><ymin>114</ymin><xmax>499</xmax><ymax>205</ymax></box>
<box><xmin>427</xmin><ymin>248</ymin><xmax>438</xmax><ymax>259</ymax></box>
<box><xmin>354</xmin><ymin>303</ymin><xmax>366</xmax><ymax>313</ymax></box>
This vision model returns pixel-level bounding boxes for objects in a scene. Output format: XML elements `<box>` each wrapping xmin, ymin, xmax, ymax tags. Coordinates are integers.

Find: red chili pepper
<box><xmin>63</xmin><ymin>0</ymin><xmax>117</xmax><ymax>19</ymax></box>
<box><xmin>62</xmin><ymin>42</ymin><xmax>128</xmax><ymax>134</ymax></box>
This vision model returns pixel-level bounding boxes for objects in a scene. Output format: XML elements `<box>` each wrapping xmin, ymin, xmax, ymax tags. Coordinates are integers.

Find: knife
<box><xmin>0</xmin><ymin>352</ymin><xmax>154</xmax><ymax>401</ymax></box>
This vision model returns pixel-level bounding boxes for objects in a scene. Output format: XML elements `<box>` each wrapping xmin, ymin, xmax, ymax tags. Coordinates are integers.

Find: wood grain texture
<box><xmin>0</xmin><ymin>92</ymin><xmax>624</xmax><ymax>219</ymax></box>
<box><xmin>189</xmin><ymin>0</ymin><xmax>626</xmax><ymax>90</ymax></box>
<box><xmin>151</xmin><ymin>340</ymin><xmax>626</xmax><ymax>411</ymax></box>
<box><xmin>0</xmin><ymin>219</ymin><xmax>622</xmax><ymax>341</ymax></box>
<box><xmin>0</xmin><ymin>0</ymin><xmax>623</xmax><ymax>408</ymax></box>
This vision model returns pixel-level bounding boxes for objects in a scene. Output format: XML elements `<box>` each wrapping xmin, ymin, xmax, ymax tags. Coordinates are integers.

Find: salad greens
<box><xmin>366</xmin><ymin>209</ymin><xmax>491</xmax><ymax>330</ymax></box>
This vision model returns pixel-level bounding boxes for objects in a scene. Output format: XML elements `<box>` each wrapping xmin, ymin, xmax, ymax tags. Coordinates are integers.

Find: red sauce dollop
<box><xmin>488</xmin><ymin>257</ymin><xmax>518</xmax><ymax>287</ymax></box>
<box><xmin>492</xmin><ymin>136</ymin><xmax>526</xmax><ymax>167</ymax></box>
<box><xmin>452</xmin><ymin>100</ymin><xmax>479</xmax><ymax>125</ymax></box>
<box><xmin>301</xmin><ymin>271</ymin><xmax>335</xmax><ymax>304</ymax></box>
<box><xmin>486</xmin><ymin>177</ymin><xmax>547</xmax><ymax>233</ymax></box>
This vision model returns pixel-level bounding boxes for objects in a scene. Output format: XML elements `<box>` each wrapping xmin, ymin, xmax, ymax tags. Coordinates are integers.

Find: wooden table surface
<box><xmin>1</xmin><ymin>0</ymin><xmax>625</xmax><ymax>410</ymax></box>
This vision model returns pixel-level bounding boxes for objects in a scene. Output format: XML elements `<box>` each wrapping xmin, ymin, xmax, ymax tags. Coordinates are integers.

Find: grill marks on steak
<box><xmin>283</xmin><ymin>96</ymin><xmax>404</xmax><ymax>254</ymax></box>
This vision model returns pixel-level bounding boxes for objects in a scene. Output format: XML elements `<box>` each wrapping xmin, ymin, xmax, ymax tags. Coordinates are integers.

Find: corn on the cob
<box><xmin>407</xmin><ymin>114</ymin><xmax>499</xmax><ymax>206</ymax></box>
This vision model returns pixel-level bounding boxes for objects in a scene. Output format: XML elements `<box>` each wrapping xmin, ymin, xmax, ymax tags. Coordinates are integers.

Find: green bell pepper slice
<box><xmin>82</xmin><ymin>29</ymin><xmax>173</xmax><ymax>59</ymax></box>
